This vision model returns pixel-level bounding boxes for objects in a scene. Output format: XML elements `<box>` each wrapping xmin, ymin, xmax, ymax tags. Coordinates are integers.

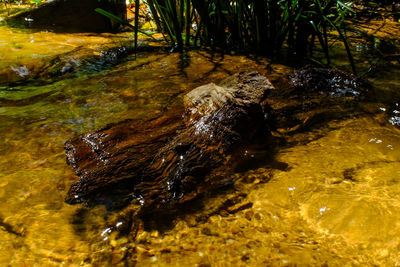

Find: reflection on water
<box><xmin>0</xmin><ymin>21</ymin><xmax>400</xmax><ymax>265</ymax></box>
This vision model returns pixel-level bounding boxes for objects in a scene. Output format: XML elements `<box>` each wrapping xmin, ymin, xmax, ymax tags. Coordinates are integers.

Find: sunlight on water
<box><xmin>0</xmin><ymin>18</ymin><xmax>400</xmax><ymax>265</ymax></box>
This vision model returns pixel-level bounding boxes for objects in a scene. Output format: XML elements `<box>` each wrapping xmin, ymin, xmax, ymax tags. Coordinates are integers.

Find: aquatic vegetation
<box><xmin>144</xmin><ymin>0</ymin><xmax>356</xmax><ymax>67</ymax></box>
<box><xmin>92</xmin><ymin>0</ymin><xmax>357</xmax><ymax>70</ymax></box>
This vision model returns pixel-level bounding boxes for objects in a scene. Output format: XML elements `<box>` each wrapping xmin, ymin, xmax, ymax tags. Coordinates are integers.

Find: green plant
<box><xmin>306</xmin><ymin>0</ymin><xmax>357</xmax><ymax>73</ymax></box>
<box><xmin>147</xmin><ymin>0</ymin><xmax>186</xmax><ymax>50</ymax></box>
<box><xmin>96</xmin><ymin>0</ymin><xmax>357</xmax><ymax>72</ymax></box>
<box><xmin>95</xmin><ymin>7</ymin><xmax>156</xmax><ymax>54</ymax></box>
<box><xmin>145</xmin><ymin>0</ymin><xmax>357</xmax><ymax>72</ymax></box>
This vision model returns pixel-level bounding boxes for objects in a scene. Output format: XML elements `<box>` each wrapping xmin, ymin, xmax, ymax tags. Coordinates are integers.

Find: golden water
<box><xmin>0</xmin><ymin>21</ymin><xmax>400</xmax><ymax>266</ymax></box>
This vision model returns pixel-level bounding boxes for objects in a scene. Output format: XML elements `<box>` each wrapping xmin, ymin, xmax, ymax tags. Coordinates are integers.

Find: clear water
<box><xmin>0</xmin><ymin>17</ymin><xmax>400</xmax><ymax>266</ymax></box>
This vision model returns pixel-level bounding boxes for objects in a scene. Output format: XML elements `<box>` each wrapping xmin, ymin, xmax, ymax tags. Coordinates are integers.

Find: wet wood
<box><xmin>65</xmin><ymin>71</ymin><xmax>275</xmax><ymax>209</ymax></box>
<box><xmin>65</xmin><ymin>109</ymin><xmax>185</xmax><ymax>204</ymax></box>
<box><xmin>65</xmin><ymin>67</ymin><xmax>368</xmax><ymax>210</ymax></box>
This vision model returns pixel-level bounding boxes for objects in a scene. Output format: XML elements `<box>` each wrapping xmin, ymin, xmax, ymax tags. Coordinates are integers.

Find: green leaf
<box><xmin>337</xmin><ymin>1</ymin><xmax>355</xmax><ymax>13</ymax></box>
<box><xmin>95</xmin><ymin>8</ymin><xmax>125</xmax><ymax>25</ymax></box>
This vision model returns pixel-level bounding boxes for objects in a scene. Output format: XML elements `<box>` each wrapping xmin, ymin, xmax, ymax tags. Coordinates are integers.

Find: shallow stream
<box><xmin>1</xmin><ymin>17</ymin><xmax>400</xmax><ymax>266</ymax></box>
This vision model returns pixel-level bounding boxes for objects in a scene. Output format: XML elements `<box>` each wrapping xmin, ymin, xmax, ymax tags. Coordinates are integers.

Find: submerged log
<box><xmin>65</xmin><ymin>71</ymin><xmax>274</xmax><ymax>209</ymax></box>
<box><xmin>65</xmin><ymin>109</ymin><xmax>185</xmax><ymax>205</ymax></box>
<box><xmin>6</xmin><ymin>0</ymin><xmax>126</xmax><ymax>32</ymax></box>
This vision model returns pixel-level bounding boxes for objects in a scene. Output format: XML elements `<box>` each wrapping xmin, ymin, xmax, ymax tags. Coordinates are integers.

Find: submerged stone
<box><xmin>288</xmin><ymin>65</ymin><xmax>367</xmax><ymax>97</ymax></box>
<box><xmin>269</xmin><ymin>65</ymin><xmax>369</xmax><ymax>134</ymax></box>
<box><xmin>65</xmin><ymin>71</ymin><xmax>274</xmax><ymax>210</ymax></box>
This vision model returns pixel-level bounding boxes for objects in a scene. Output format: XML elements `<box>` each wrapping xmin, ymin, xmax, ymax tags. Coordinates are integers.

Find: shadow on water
<box><xmin>131</xmin><ymin>109</ymin><xmax>364</xmax><ymax>234</ymax></box>
<box><xmin>192</xmin><ymin>51</ymin><xmax>233</xmax><ymax>83</ymax></box>
<box><xmin>178</xmin><ymin>52</ymin><xmax>190</xmax><ymax>78</ymax></box>
<box><xmin>143</xmin><ymin>140</ymin><xmax>291</xmax><ymax>231</ymax></box>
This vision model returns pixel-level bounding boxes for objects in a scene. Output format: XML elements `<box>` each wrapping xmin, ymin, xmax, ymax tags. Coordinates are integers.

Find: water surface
<box><xmin>0</xmin><ymin>20</ymin><xmax>400</xmax><ymax>266</ymax></box>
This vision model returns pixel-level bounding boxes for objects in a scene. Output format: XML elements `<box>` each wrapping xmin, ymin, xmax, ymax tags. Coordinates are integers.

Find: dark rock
<box><xmin>6</xmin><ymin>0</ymin><xmax>126</xmax><ymax>33</ymax></box>
<box><xmin>269</xmin><ymin>66</ymin><xmax>368</xmax><ymax>134</ymax></box>
<box><xmin>65</xmin><ymin>71</ymin><xmax>274</xmax><ymax>210</ymax></box>
<box><xmin>288</xmin><ymin>65</ymin><xmax>367</xmax><ymax>97</ymax></box>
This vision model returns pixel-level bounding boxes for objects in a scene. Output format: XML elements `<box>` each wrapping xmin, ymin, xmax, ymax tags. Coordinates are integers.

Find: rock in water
<box><xmin>288</xmin><ymin>65</ymin><xmax>366</xmax><ymax>97</ymax></box>
<box><xmin>269</xmin><ymin>66</ymin><xmax>368</xmax><ymax>133</ymax></box>
<box><xmin>65</xmin><ymin>71</ymin><xmax>274</xmax><ymax>210</ymax></box>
